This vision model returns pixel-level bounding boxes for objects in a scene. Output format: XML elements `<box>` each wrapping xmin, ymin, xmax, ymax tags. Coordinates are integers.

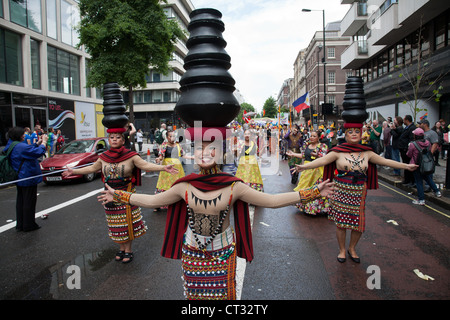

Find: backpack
<box><xmin>0</xmin><ymin>141</ymin><xmax>21</xmax><ymax>184</ymax></box>
<box><xmin>413</xmin><ymin>142</ymin><xmax>435</xmax><ymax>176</ymax></box>
<box><xmin>155</xmin><ymin>129</ymin><xmax>166</xmax><ymax>144</ymax></box>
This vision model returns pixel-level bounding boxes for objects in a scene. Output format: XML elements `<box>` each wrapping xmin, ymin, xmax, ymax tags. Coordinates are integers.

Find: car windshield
<box><xmin>57</xmin><ymin>140</ymin><xmax>96</xmax><ymax>154</ymax></box>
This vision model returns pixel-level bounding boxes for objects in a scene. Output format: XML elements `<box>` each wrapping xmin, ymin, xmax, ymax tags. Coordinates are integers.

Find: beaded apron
<box><xmin>328</xmin><ymin>170</ymin><xmax>367</xmax><ymax>232</ymax></box>
<box><xmin>181</xmin><ymin>183</ymin><xmax>237</xmax><ymax>300</ymax></box>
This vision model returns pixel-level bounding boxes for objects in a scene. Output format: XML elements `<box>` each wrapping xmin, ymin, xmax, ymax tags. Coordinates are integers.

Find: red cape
<box><xmin>323</xmin><ymin>143</ymin><xmax>378</xmax><ymax>189</ymax></box>
<box><xmin>161</xmin><ymin>173</ymin><xmax>254</xmax><ymax>262</ymax></box>
<box><xmin>99</xmin><ymin>146</ymin><xmax>141</xmax><ymax>186</ymax></box>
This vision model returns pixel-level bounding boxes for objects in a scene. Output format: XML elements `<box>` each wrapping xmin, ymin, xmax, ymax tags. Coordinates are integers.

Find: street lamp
<box><xmin>302</xmin><ymin>8</ymin><xmax>326</xmax><ymax>113</ymax></box>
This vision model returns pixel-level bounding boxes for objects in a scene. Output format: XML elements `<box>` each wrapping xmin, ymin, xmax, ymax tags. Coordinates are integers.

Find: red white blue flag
<box><xmin>293</xmin><ymin>92</ymin><xmax>310</xmax><ymax>112</ymax></box>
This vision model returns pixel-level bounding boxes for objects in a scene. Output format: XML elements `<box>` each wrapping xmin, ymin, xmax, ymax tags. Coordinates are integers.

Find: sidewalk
<box><xmin>377</xmin><ymin>157</ymin><xmax>449</xmax><ymax>210</ymax></box>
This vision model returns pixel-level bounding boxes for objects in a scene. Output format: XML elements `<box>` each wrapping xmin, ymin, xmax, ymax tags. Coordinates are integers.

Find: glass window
<box><xmin>435</xmin><ymin>14</ymin><xmax>446</xmax><ymax>50</ymax></box>
<box><xmin>0</xmin><ymin>28</ymin><xmax>23</xmax><ymax>86</ymax></box>
<box><xmin>30</xmin><ymin>38</ymin><xmax>40</xmax><ymax>89</ymax></box>
<box><xmin>47</xmin><ymin>45</ymin><xmax>80</xmax><ymax>95</ymax></box>
<box><xmin>327</xmin><ymin>47</ymin><xmax>335</xmax><ymax>59</ymax></box>
<box><xmin>61</xmin><ymin>0</ymin><xmax>79</xmax><ymax>47</ymax></box>
<box><xmin>46</xmin><ymin>0</ymin><xmax>57</xmax><ymax>39</ymax></box>
<box><xmin>396</xmin><ymin>43</ymin><xmax>403</xmax><ymax>67</ymax></box>
<box><xmin>85</xmin><ymin>59</ymin><xmax>91</xmax><ymax>97</ymax></box>
<box><xmin>328</xmin><ymin>71</ymin><xmax>335</xmax><ymax>84</ymax></box>
<box><xmin>9</xmin><ymin>0</ymin><xmax>42</xmax><ymax>33</ymax></box>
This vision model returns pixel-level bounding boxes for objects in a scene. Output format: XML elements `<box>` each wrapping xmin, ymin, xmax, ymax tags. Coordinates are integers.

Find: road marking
<box><xmin>0</xmin><ymin>188</ymin><xmax>104</xmax><ymax>234</ymax></box>
<box><xmin>379</xmin><ymin>182</ymin><xmax>450</xmax><ymax>219</ymax></box>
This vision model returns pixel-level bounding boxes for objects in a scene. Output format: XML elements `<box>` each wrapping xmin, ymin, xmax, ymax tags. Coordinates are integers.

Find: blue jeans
<box><xmin>391</xmin><ymin>148</ymin><xmax>401</xmax><ymax>175</ymax></box>
<box><xmin>413</xmin><ymin>170</ymin><xmax>439</xmax><ymax>201</ymax></box>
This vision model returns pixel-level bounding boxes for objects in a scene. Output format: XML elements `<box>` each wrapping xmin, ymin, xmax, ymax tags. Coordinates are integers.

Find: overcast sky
<box><xmin>190</xmin><ymin>0</ymin><xmax>351</xmax><ymax>112</ymax></box>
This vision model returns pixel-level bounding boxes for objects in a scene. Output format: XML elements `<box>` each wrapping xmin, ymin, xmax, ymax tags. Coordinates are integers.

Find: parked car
<box><xmin>40</xmin><ymin>137</ymin><xmax>109</xmax><ymax>183</ymax></box>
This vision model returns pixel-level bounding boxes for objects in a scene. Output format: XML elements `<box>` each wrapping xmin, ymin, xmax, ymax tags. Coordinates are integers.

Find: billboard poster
<box><xmin>48</xmin><ymin>98</ymin><xmax>75</xmax><ymax>141</ymax></box>
<box><xmin>75</xmin><ymin>101</ymin><xmax>96</xmax><ymax>139</ymax></box>
<box><xmin>95</xmin><ymin>104</ymin><xmax>106</xmax><ymax>137</ymax></box>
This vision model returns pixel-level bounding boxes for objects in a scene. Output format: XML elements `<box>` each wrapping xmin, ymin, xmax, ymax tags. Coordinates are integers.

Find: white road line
<box><xmin>0</xmin><ymin>188</ymin><xmax>103</xmax><ymax>234</ymax></box>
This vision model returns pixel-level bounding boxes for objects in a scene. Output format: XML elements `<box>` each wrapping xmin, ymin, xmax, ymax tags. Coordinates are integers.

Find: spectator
<box><xmin>369</xmin><ymin>119</ymin><xmax>382</xmax><ymax>154</ymax></box>
<box><xmin>390</xmin><ymin>116</ymin><xmax>404</xmax><ymax>176</ymax></box>
<box><xmin>382</xmin><ymin>121</ymin><xmax>392</xmax><ymax>160</ymax></box>
<box><xmin>56</xmin><ymin>129</ymin><xmax>65</xmax><ymax>152</ymax></box>
<box><xmin>431</xmin><ymin>121</ymin><xmax>444</xmax><ymax>166</ymax></box>
<box><xmin>47</xmin><ymin>127</ymin><xmax>55</xmax><ymax>157</ymax></box>
<box><xmin>136</xmin><ymin>128</ymin><xmax>143</xmax><ymax>153</ymax></box>
<box><xmin>419</xmin><ymin>120</ymin><xmax>439</xmax><ymax>165</ymax></box>
<box><xmin>406</xmin><ymin>127</ymin><xmax>441</xmax><ymax>205</ymax></box>
<box><xmin>5</xmin><ymin>127</ymin><xmax>47</xmax><ymax>231</ymax></box>
<box><xmin>123</xmin><ymin>122</ymin><xmax>136</xmax><ymax>150</ymax></box>
<box><xmin>398</xmin><ymin>115</ymin><xmax>416</xmax><ymax>186</ymax></box>
<box><xmin>24</xmin><ymin>127</ymin><xmax>32</xmax><ymax>145</ymax></box>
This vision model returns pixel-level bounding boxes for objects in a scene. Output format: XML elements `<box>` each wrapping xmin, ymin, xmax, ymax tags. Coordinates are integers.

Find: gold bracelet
<box><xmin>298</xmin><ymin>186</ymin><xmax>321</xmax><ymax>204</ymax></box>
<box><xmin>113</xmin><ymin>190</ymin><xmax>132</xmax><ymax>204</ymax></box>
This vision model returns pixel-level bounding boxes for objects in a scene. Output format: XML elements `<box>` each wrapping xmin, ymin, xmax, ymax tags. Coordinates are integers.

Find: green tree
<box><xmin>236</xmin><ymin>102</ymin><xmax>255</xmax><ymax>124</ymax></box>
<box><xmin>263</xmin><ymin>97</ymin><xmax>277</xmax><ymax>118</ymax></box>
<box><xmin>77</xmin><ymin>0</ymin><xmax>184</xmax><ymax>123</ymax></box>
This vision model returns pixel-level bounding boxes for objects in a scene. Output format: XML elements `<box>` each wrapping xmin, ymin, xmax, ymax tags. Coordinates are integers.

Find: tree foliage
<box><xmin>77</xmin><ymin>0</ymin><xmax>184</xmax><ymax>121</ymax></box>
<box><xmin>263</xmin><ymin>97</ymin><xmax>278</xmax><ymax>118</ymax></box>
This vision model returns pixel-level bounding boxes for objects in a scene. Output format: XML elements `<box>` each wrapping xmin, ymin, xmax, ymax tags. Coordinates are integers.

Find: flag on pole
<box><xmin>293</xmin><ymin>92</ymin><xmax>310</xmax><ymax>112</ymax></box>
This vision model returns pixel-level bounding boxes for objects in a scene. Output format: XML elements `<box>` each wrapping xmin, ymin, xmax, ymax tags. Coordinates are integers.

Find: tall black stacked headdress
<box><xmin>175</xmin><ymin>8</ymin><xmax>240</xmax><ymax>139</ymax></box>
<box><xmin>102</xmin><ymin>82</ymin><xmax>129</xmax><ymax>133</ymax></box>
<box><xmin>341</xmin><ymin>76</ymin><xmax>368</xmax><ymax>128</ymax></box>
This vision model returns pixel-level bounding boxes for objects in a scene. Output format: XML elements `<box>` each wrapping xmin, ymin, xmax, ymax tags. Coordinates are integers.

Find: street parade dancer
<box><xmin>97</xmin><ymin>8</ymin><xmax>335</xmax><ymax>300</ymax></box>
<box><xmin>235</xmin><ymin>129</ymin><xmax>264</xmax><ymax>192</ymax></box>
<box><xmin>292</xmin><ymin>77</ymin><xmax>418</xmax><ymax>263</ymax></box>
<box><xmin>63</xmin><ymin>83</ymin><xmax>177</xmax><ymax>264</ymax></box>
<box><xmin>154</xmin><ymin>129</ymin><xmax>192</xmax><ymax>211</ymax></box>
<box><xmin>287</xmin><ymin>130</ymin><xmax>330</xmax><ymax>215</ymax></box>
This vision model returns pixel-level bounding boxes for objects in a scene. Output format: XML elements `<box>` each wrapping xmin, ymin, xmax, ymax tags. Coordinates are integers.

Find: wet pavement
<box><xmin>0</xmin><ymin>148</ymin><xmax>449</xmax><ymax>303</ymax></box>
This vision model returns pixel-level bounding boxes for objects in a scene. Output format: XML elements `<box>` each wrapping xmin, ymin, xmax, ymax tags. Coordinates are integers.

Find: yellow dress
<box><xmin>235</xmin><ymin>141</ymin><xmax>263</xmax><ymax>192</ymax></box>
<box><xmin>155</xmin><ymin>143</ymin><xmax>185</xmax><ymax>204</ymax></box>
<box><xmin>294</xmin><ymin>143</ymin><xmax>330</xmax><ymax>215</ymax></box>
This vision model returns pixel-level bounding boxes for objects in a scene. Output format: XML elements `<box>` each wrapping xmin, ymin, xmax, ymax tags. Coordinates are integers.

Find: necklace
<box><xmin>345</xmin><ymin>152</ymin><xmax>366</xmax><ymax>173</ymax></box>
<box><xmin>185</xmin><ymin>183</ymin><xmax>235</xmax><ymax>261</ymax></box>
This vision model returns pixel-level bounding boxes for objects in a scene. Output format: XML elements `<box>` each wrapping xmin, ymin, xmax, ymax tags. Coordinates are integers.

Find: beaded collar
<box><xmin>184</xmin><ymin>182</ymin><xmax>235</xmax><ymax>254</ymax></box>
<box><xmin>199</xmin><ymin>165</ymin><xmax>221</xmax><ymax>175</ymax></box>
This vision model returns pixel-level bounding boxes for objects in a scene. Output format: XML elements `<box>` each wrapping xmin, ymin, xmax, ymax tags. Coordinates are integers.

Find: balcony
<box><xmin>341</xmin><ymin>1</ymin><xmax>368</xmax><ymax>36</ymax></box>
<box><xmin>369</xmin><ymin>1</ymin><xmax>400</xmax><ymax>46</ymax></box>
<box><xmin>341</xmin><ymin>37</ymin><xmax>384</xmax><ymax>69</ymax></box>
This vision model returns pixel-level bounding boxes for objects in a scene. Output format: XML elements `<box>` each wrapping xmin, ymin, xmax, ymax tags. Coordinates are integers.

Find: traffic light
<box><xmin>332</xmin><ymin>105</ymin><xmax>338</xmax><ymax>115</ymax></box>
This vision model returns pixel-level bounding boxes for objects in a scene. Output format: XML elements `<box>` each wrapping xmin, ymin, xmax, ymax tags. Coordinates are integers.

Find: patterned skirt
<box><xmin>328</xmin><ymin>170</ymin><xmax>367</xmax><ymax>232</ymax></box>
<box><xmin>294</xmin><ymin>162</ymin><xmax>330</xmax><ymax>215</ymax></box>
<box><xmin>181</xmin><ymin>227</ymin><xmax>237</xmax><ymax>300</ymax></box>
<box><xmin>104</xmin><ymin>179</ymin><xmax>147</xmax><ymax>243</ymax></box>
<box><xmin>235</xmin><ymin>155</ymin><xmax>264</xmax><ymax>192</ymax></box>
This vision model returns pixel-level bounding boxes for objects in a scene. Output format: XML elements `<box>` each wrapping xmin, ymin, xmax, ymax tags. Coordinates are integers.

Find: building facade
<box><xmin>340</xmin><ymin>0</ymin><xmax>450</xmax><ymax>125</ymax></box>
<box><xmin>0</xmin><ymin>0</ymin><xmax>194</xmax><ymax>147</ymax></box>
<box><xmin>292</xmin><ymin>21</ymin><xmax>352</xmax><ymax>125</ymax></box>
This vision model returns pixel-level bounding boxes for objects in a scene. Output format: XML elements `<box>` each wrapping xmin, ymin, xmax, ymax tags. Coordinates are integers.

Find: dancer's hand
<box><xmin>98</xmin><ymin>183</ymin><xmax>115</xmax><ymax>205</ymax></box>
<box><xmin>164</xmin><ymin>164</ymin><xmax>179</xmax><ymax>174</ymax></box>
<box><xmin>290</xmin><ymin>164</ymin><xmax>305</xmax><ymax>173</ymax></box>
<box><xmin>62</xmin><ymin>167</ymin><xmax>73</xmax><ymax>177</ymax></box>
<box><xmin>405</xmin><ymin>163</ymin><xmax>419</xmax><ymax>171</ymax></box>
<box><xmin>317</xmin><ymin>179</ymin><xmax>335</xmax><ymax>198</ymax></box>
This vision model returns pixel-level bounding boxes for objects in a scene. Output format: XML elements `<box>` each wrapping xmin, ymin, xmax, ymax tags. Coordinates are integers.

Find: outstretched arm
<box><xmin>368</xmin><ymin>151</ymin><xmax>418</xmax><ymax>171</ymax></box>
<box><xmin>62</xmin><ymin>158</ymin><xmax>102</xmax><ymax>177</ymax></box>
<box><xmin>132</xmin><ymin>155</ymin><xmax>178</xmax><ymax>174</ymax></box>
<box><xmin>98</xmin><ymin>182</ymin><xmax>185</xmax><ymax>208</ymax></box>
<box><xmin>292</xmin><ymin>152</ymin><xmax>339</xmax><ymax>173</ymax></box>
<box><xmin>235</xmin><ymin>180</ymin><xmax>334</xmax><ymax>207</ymax></box>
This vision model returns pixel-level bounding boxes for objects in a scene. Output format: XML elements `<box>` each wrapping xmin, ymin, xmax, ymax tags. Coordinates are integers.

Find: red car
<box><xmin>40</xmin><ymin>137</ymin><xmax>109</xmax><ymax>183</ymax></box>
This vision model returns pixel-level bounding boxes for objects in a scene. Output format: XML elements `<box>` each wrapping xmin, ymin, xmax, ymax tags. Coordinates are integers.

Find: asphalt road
<box><xmin>0</xmin><ymin>156</ymin><xmax>449</xmax><ymax>303</ymax></box>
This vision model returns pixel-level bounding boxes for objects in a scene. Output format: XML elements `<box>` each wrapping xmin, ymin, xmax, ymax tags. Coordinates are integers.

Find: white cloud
<box><xmin>190</xmin><ymin>0</ymin><xmax>350</xmax><ymax>111</ymax></box>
